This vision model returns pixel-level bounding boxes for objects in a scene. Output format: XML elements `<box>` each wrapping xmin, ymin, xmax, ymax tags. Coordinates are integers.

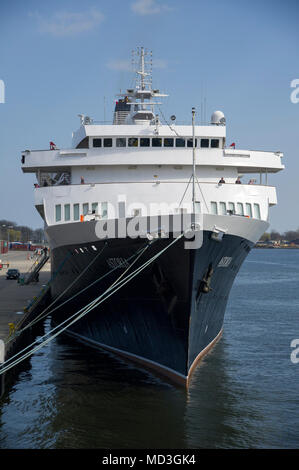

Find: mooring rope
<box><xmin>0</xmin><ymin>234</ymin><xmax>184</xmax><ymax>376</ymax></box>
<box><xmin>6</xmin><ymin>241</ymin><xmax>151</xmax><ymax>343</ymax></box>
<box><xmin>6</xmin><ymin>243</ymin><xmax>108</xmax><ymax>342</ymax></box>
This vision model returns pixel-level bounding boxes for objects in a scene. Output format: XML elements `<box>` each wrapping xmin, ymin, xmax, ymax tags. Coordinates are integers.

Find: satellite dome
<box><xmin>211</xmin><ymin>110</ymin><xmax>226</xmax><ymax>125</ymax></box>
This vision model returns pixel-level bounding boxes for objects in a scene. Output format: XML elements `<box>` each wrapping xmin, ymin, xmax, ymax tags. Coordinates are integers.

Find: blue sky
<box><xmin>0</xmin><ymin>0</ymin><xmax>298</xmax><ymax>231</ymax></box>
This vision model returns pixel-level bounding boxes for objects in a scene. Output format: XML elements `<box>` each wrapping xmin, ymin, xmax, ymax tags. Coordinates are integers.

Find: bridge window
<box><xmin>93</xmin><ymin>138</ymin><xmax>102</xmax><ymax>147</ymax></box>
<box><xmin>116</xmin><ymin>138</ymin><xmax>126</xmax><ymax>147</ymax></box>
<box><xmin>253</xmin><ymin>203</ymin><xmax>261</xmax><ymax>219</ymax></box>
<box><xmin>64</xmin><ymin>204</ymin><xmax>70</xmax><ymax>221</ymax></box>
<box><xmin>200</xmin><ymin>139</ymin><xmax>209</xmax><ymax>148</ymax></box>
<box><xmin>128</xmin><ymin>138</ymin><xmax>138</xmax><ymax>147</ymax></box>
<box><xmin>187</xmin><ymin>138</ymin><xmax>197</xmax><ymax>147</ymax></box>
<box><xmin>74</xmin><ymin>204</ymin><xmax>80</xmax><ymax>221</ymax></box>
<box><xmin>245</xmin><ymin>203</ymin><xmax>252</xmax><ymax>217</ymax></box>
<box><xmin>175</xmin><ymin>138</ymin><xmax>185</xmax><ymax>147</ymax></box>
<box><xmin>104</xmin><ymin>138</ymin><xmax>113</xmax><ymax>147</ymax></box>
<box><xmin>152</xmin><ymin>138</ymin><xmax>162</xmax><ymax>147</ymax></box>
<box><xmin>164</xmin><ymin>138</ymin><xmax>174</xmax><ymax>147</ymax></box>
<box><xmin>55</xmin><ymin>204</ymin><xmax>61</xmax><ymax>222</ymax></box>
<box><xmin>211</xmin><ymin>201</ymin><xmax>218</xmax><ymax>214</ymax></box>
<box><xmin>211</xmin><ymin>139</ymin><xmax>219</xmax><ymax>148</ymax></box>
<box><xmin>77</xmin><ymin>137</ymin><xmax>89</xmax><ymax>149</ymax></box>
<box><xmin>140</xmin><ymin>138</ymin><xmax>150</xmax><ymax>147</ymax></box>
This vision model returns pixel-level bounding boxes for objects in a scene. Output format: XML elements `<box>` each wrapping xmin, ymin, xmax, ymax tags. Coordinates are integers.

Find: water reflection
<box><xmin>48</xmin><ymin>333</ymin><xmax>187</xmax><ymax>449</ymax></box>
<box><xmin>1</xmin><ymin>250</ymin><xmax>299</xmax><ymax>449</ymax></box>
<box><xmin>185</xmin><ymin>336</ymin><xmax>265</xmax><ymax>448</ymax></box>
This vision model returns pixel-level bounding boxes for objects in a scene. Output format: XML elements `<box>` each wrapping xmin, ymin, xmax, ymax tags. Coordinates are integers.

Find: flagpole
<box><xmin>192</xmin><ymin>107</ymin><xmax>196</xmax><ymax>214</ymax></box>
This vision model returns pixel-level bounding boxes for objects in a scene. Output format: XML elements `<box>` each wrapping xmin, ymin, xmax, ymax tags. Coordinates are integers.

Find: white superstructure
<box><xmin>21</xmin><ymin>47</ymin><xmax>284</xmax><ymax>245</ymax></box>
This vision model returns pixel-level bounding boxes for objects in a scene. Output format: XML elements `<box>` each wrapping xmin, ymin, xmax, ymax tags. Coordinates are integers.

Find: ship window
<box><xmin>116</xmin><ymin>138</ymin><xmax>126</xmax><ymax>147</ymax></box>
<box><xmin>128</xmin><ymin>137</ymin><xmax>138</xmax><ymax>147</ymax></box>
<box><xmin>93</xmin><ymin>138</ymin><xmax>102</xmax><ymax>148</ymax></box>
<box><xmin>140</xmin><ymin>138</ymin><xmax>150</xmax><ymax>147</ymax></box>
<box><xmin>92</xmin><ymin>202</ymin><xmax>98</xmax><ymax>214</ymax></box>
<box><xmin>164</xmin><ymin>138</ymin><xmax>174</xmax><ymax>147</ymax></box>
<box><xmin>74</xmin><ymin>203</ymin><xmax>80</xmax><ymax>220</ymax></box>
<box><xmin>200</xmin><ymin>139</ymin><xmax>209</xmax><ymax>148</ymax></box>
<box><xmin>253</xmin><ymin>203</ymin><xmax>261</xmax><ymax>219</ymax></box>
<box><xmin>228</xmin><ymin>202</ymin><xmax>235</xmax><ymax>214</ymax></box>
<box><xmin>245</xmin><ymin>203</ymin><xmax>252</xmax><ymax>217</ymax></box>
<box><xmin>236</xmin><ymin>202</ymin><xmax>244</xmax><ymax>215</ymax></box>
<box><xmin>83</xmin><ymin>203</ymin><xmax>89</xmax><ymax>215</ymax></box>
<box><xmin>64</xmin><ymin>204</ymin><xmax>70</xmax><ymax>221</ymax></box>
<box><xmin>175</xmin><ymin>138</ymin><xmax>185</xmax><ymax>147</ymax></box>
<box><xmin>55</xmin><ymin>204</ymin><xmax>61</xmax><ymax>222</ymax></box>
<box><xmin>211</xmin><ymin>201</ymin><xmax>218</xmax><ymax>215</ymax></box>
<box><xmin>77</xmin><ymin>137</ymin><xmax>89</xmax><ymax>149</ymax></box>
<box><xmin>211</xmin><ymin>139</ymin><xmax>219</xmax><ymax>148</ymax></box>
<box><xmin>152</xmin><ymin>138</ymin><xmax>162</xmax><ymax>147</ymax></box>
<box><xmin>101</xmin><ymin>202</ymin><xmax>108</xmax><ymax>219</ymax></box>
<box><xmin>195</xmin><ymin>201</ymin><xmax>201</xmax><ymax>213</ymax></box>
<box><xmin>187</xmin><ymin>138</ymin><xmax>197</xmax><ymax>147</ymax></box>
<box><xmin>104</xmin><ymin>138</ymin><xmax>113</xmax><ymax>147</ymax></box>
<box><xmin>219</xmin><ymin>202</ymin><xmax>226</xmax><ymax>215</ymax></box>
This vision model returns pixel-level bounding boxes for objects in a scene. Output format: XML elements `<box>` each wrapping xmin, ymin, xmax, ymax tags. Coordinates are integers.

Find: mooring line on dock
<box><xmin>8</xmin><ymin>243</ymin><xmax>108</xmax><ymax>341</ymax></box>
<box><xmin>0</xmin><ymin>234</ymin><xmax>184</xmax><ymax>377</ymax></box>
<box><xmin>1</xmin><ymin>242</ymin><xmax>151</xmax><ymax>371</ymax></box>
<box><xmin>5</xmin><ymin>241</ymin><xmax>151</xmax><ymax>345</ymax></box>
<box><xmin>2</xmin><ymin>242</ymin><xmax>151</xmax><ymax>369</ymax></box>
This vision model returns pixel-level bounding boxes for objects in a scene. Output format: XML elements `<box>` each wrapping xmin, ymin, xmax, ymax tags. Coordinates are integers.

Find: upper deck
<box><xmin>21</xmin><ymin>123</ymin><xmax>284</xmax><ymax>175</ymax></box>
<box><xmin>21</xmin><ymin>45</ymin><xmax>284</xmax><ymax>177</ymax></box>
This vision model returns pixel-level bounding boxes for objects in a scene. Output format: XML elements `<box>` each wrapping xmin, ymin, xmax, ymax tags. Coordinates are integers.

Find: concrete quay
<box><xmin>0</xmin><ymin>250</ymin><xmax>51</xmax><ymax>396</ymax></box>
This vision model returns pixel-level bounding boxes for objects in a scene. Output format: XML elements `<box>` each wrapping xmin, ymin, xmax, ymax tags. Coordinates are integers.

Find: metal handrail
<box><xmin>34</xmin><ymin>181</ymin><xmax>275</xmax><ymax>188</ymax></box>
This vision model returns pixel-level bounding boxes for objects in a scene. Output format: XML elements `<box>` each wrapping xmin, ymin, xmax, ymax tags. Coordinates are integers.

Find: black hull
<box><xmin>50</xmin><ymin>231</ymin><xmax>253</xmax><ymax>385</ymax></box>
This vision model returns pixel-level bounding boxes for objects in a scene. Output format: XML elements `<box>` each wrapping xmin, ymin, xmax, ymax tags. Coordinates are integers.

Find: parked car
<box><xmin>6</xmin><ymin>269</ymin><xmax>20</xmax><ymax>280</ymax></box>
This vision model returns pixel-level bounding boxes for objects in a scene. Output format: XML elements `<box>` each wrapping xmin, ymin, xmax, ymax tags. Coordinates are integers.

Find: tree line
<box><xmin>0</xmin><ymin>219</ymin><xmax>45</xmax><ymax>244</ymax></box>
<box><xmin>260</xmin><ymin>228</ymin><xmax>299</xmax><ymax>242</ymax></box>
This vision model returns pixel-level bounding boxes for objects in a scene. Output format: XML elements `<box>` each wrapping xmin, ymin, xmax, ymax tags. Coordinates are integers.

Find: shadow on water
<box><xmin>0</xmin><ymin>318</ymin><xmax>187</xmax><ymax>449</ymax></box>
<box><xmin>46</xmin><ymin>332</ymin><xmax>188</xmax><ymax>449</ymax></box>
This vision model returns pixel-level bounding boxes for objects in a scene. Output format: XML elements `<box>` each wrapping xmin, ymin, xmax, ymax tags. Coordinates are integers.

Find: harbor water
<box><xmin>0</xmin><ymin>248</ymin><xmax>298</xmax><ymax>449</ymax></box>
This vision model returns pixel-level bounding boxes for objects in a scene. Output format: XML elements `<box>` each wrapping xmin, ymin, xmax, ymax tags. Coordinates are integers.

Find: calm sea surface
<box><xmin>0</xmin><ymin>249</ymin><xmax>298</xmax><ymax>449</ymax></box>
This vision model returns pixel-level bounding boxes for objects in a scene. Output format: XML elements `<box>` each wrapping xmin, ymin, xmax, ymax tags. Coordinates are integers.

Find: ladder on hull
<box><xmin>24</xmin><ymin>251</ymin><xmax>49</xmax><ymax>285</ymax></box>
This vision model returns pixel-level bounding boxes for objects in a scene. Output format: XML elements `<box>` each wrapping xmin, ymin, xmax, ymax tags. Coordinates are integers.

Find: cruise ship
<box><xmin>21</xmin><ymin>47</ymin><xmax>284</xmax><ymax>386</ymax></box>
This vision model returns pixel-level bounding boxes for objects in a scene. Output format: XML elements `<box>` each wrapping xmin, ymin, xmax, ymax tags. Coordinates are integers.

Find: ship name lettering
<box><xmin>107</xmin><ymin>257</ymin><xmax>130</xmax><ymax>269</ymax></box>
<box><xmin>217</xmin><ymin>256</ymin><xmax>232</xmax><ymax>268</ymax></box>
